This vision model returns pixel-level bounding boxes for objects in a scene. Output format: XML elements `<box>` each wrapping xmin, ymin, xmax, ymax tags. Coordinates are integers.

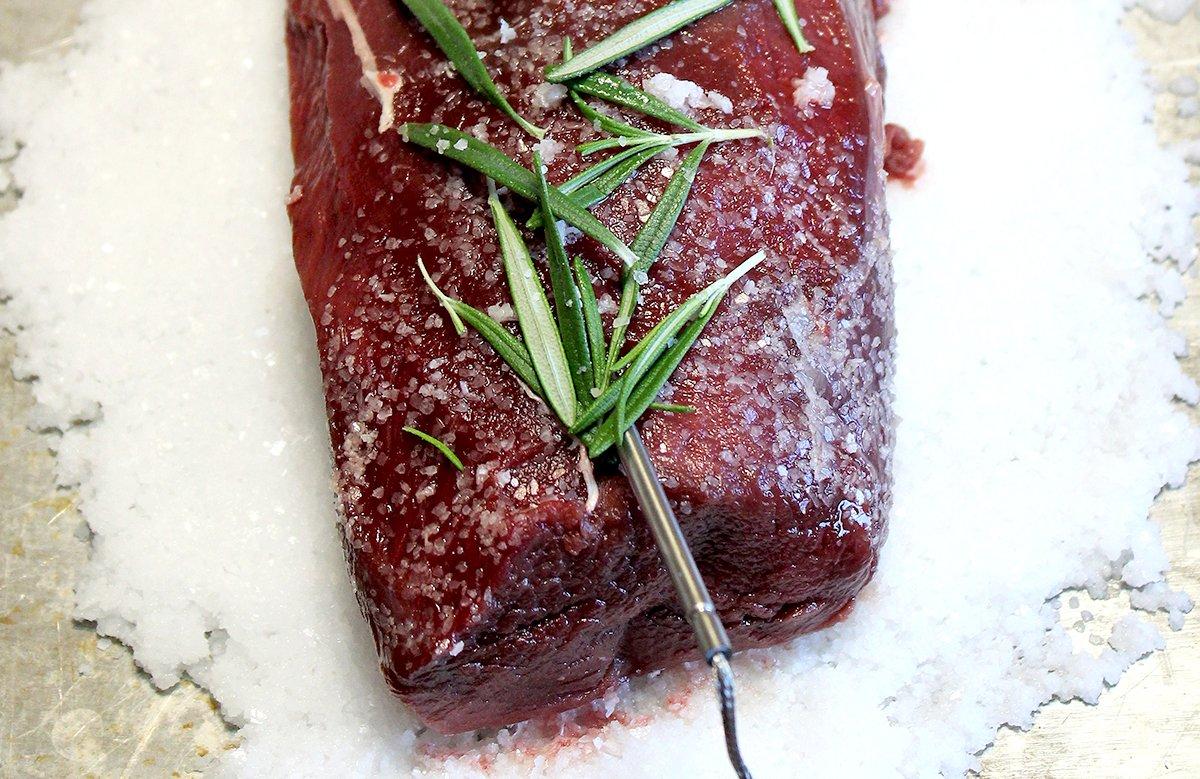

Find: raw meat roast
<box><xmin>286</xmin><ymin>0</ymin><xmax>893</xmax><ymax>733</ymax></box>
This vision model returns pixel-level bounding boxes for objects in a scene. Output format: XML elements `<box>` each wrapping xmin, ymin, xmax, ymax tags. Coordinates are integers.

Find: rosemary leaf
<box><xmin>773</xmin><ymin>0</ymin><xmax>816</xmax><ymax>55</ymax></box>
<box><xmin>490</xmin><ymin>190</ymin><xmax>578</xmax><ymax>426</ymax></box>
<box><xmin>607</xmin><ymin>292</ymin><xmax>681</xmax><ymax>375</ymax></box>
<box><xmin>576</xmin><ymin>136</ymin><xmax>648</xmax><ymax>157</ymax></box>
<box><xmin>398</xmin><ymin>0</ymin><xmax>544</xmax><ymax>138</ymax></box>
<box><xmin>606</xmin><ymin>141</ymin><xmax>710</xmax><ymax>377</ymax></box>
<box><xmin>452</xmin><ymin>300</ymin><xmax>544</xmax><ymax>393</ymax></box>
<box><xmin>648</xmin><ymin>402</ymin><xmax>696</xmax><ymax>414</ymax></box>
<box><xmin>565</xmin><ymin>143</ymin><xmax>658</xmax><ymax>192</ymax></box>
<box><xmin>615</xmin><ymin>250</ymin><xmax>763</xmax><ymax>430</ymax></box>
<box><xmin>544</xmin><ymin>0</ymin><xmax>734</xmax><ymax>83</ymax></box>
<box><xmin>631</xmin><ymin>141</ymin><xmax>709</xmax><ymax>273</ymax></box>
<box><xmin>533</xmin><ymin>152</ymin><xmax>593</xmax><ymax>401</ymax></box>
<box><xmin>571</xmin><ymin>72</ymin><xmax>702</xmax><ymax>131</ymax></box>
<box><xmin>403</xmin><ymin>426</ymin><xmax>465</xmax><ymax>470</ymax></box>
<box><xmin>587</xmin><ymin>144</ymin><xmax>666</xmax><ymax>192</ymax></box>
<box><xmin>402</xmin><ymin>123</ymin><xmax>639</xmax><ymax>266</ymax></box>
<box><xmin>417</xmin><ymin>256</ymin><xmax>466</xmax><ymax>335</ymax></box>
<box><xmin>608</xmin><ymin>313</ymin><xmax>662</xmax><ymax>375</ymax></box>
<box><xmin>571</xmin><ymin>91</ymin><xmax>655</xmax><ymax>139</ymax></box>
<box><xmin>527</xmin><ymin>144</ymin><xmax>663</xmax><ymax>230</ymax></box>
<box><xmin>571</xmin><ymin>144</ymin><xmax>664</xmax><ymax>206</ymax></box>
<box><xmin>574</xmin><ymin>256</ymin><xmax>607</xmax><ymax>390</ymax></box>
<box><xmin>570</xmin><ymin>378</ymin><xmax>621</xmax><ymax>433</ymax></box>
<box><xmin>417</xmin><ymin>258</ymin><xmax>543</xmax><ymax>393</ymax></box>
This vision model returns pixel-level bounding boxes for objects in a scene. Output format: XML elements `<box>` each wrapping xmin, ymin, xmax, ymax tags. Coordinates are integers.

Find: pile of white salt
<box><xmin>0</xmin><ymin>0</ymin><xmax>1197</xmax><ymax>776</ymax></box>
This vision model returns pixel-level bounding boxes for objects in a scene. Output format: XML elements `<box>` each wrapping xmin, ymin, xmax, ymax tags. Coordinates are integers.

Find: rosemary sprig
<box><xmin>582</xmin><ymin>251</ymin><xmax>765</xmax><ymax>455</ymax></box>
<box><xmin>402</xmin><ymin>123</ymin><xmax>639</xmax><ymax>266</ymax></box>
<box><xmin>533</xmin><ymin>153</ymin><xmax>593</xmax><ymax>400</ymax></box>
<box><xmin>404</xmin><ymin>0</ymin><xmax>773</xmax><ymax>465</ymax></box>
<box><xmin>398</xmin><ymin>0</ymin><xmax>544</xmax><ymax>138</ymax></box>
<box><xmin>573</xmin><ymin>249</ymin><xmax>763</xmax><ymax>433</ymax></box>
<box><xmin>773</xmin><ymin>0</ymin><xmax>816</xmax><ymax>54</ymax></box>
<box><xmin>605</xmin><ymin>141</ymin><xmax>710</xmax><ymax>381</ymax></box>
<box><xmin>562</xmin><ymin>143</ymin><xmax>657</xmax><ymax>193</ymax></box>
<box><xmin>544</xmin><ymin>0</ymin><xmax>734</xmax><ymax>83</ymax></box>
<box><xmin>403</xmin><ymin>425</ymin><xmax>465</xmax><ymax>470</ymax></box>
<box><xmin>420</xmin><ymin>180</ymin><xmax>763</xmax><ymax>460</ymax></box>
<box><xmin>489</xmin><ymin>184</ymin><xmax>578</xmax><ymax>426</ymax></box>
<box><xmin>418</xmin><ymin>258</ymin><xmax>544</xmax><ymax>393</ymax></box>
<box><xmin>571</xmin><ymin>72</ymin><xmax>702</xmax><ymax>131</ymax></box>
<box><xmin>630</xmin><ymin>141</ymin><xmax>710</xmax><ymax>272</ymax></box>
<box><xmin>586</xmin><ymin>302</ymin><xmax>716</xmax><ymax>455</ymax></box>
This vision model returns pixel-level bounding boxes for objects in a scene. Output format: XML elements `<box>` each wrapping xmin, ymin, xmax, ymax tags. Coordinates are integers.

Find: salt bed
<box><xmin>0</xmin><ymin>0</ymin><xmax>1198</xmax><ymax>776</ymax></box>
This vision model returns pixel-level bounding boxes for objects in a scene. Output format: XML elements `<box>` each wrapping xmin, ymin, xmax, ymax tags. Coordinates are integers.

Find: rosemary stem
<box><xmin>580</xmin><ymin>126</ymin><xmax>766</xmax><ymax>157</ymax></box>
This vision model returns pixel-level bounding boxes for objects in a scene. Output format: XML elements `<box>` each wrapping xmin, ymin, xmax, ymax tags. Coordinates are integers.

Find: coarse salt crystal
<box><xmin>498</xmin><ymin>18</ymin><xmax>516</xmax><ymax>44</ymax></box>
<box><xmin>534</xmin><ymin>136</ymin><xmax>564</xmax><ymax>165</ymax></box>
<box><xmin>792</xmin><ymin>66</ymin><xmax>836</xmax><ymax>113</ymax></box>
<box><xmin>532</xmin><ymin>82</ymin><xmax>567</xmax><ymax>110</ymax></box>
<box><xmin>641</xmin><ymin>72</ymin><xmax>734</xmax><ymax>115</ymax></box>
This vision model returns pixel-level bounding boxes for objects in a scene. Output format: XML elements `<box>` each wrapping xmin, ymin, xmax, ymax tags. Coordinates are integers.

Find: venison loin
<box><xmin>286</xmin><ymin>0</ymin><xmax>893</xmax><ymax>733</ymax></box>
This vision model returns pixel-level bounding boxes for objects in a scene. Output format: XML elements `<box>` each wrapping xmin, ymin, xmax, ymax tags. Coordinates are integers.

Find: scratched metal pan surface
<box><xmin>0</xmin><ymin>1</ymin><xmax>1198</xmax><ymax>776</ymax></box>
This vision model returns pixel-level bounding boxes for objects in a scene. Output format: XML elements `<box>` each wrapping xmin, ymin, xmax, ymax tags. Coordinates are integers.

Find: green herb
<box><xmin>527</xmin><ymin>144</ymin><xmax>662</xmax><ymax>230</ymax></box>
<box><xmin>571</xmin><ymin>90</ymin><xmax>656</xmax><ymax>139</ymax></box>
<box><xmin>403</xmin><ymin>426</ymin><xmax>465</xmax><ymax>470</ymax></box>
<box><xmin>417</xmin><ymin>254</ymin><xmax>467</xmax><ymax>334</ymax></box>
<box><xmin>606</xmin><ymin>142</ymin><xmax>710</xmax><ymax>379</ymax></box>
<box><xmin>398</xmin><ymin>0</ymin><xmax>544</xmax><ymax>138</ymax></box>
<box><xmin>582</xmin><ymin>251</ymin><xmax>764</xmax><ymax>455</ymax></box>
<box><xmin>613</xmin><ymin>245</ymin><xmax>723</xmax><ymax>432</ymax></box>
<box><xmin>649</xmin><ymin>402</ymin><xmax>696</xmax><ymax>414</ymax></box>
<box><xmin>565</xmin><ymin>143</ymin><xmax>657</xmax><ymax>192</ymax></box>
<box><xmin>575</xmin><ymin>249</ymin><xmax>763</xmax><ymax>433</ymax></box>
<box><xmin>418</xmin><ymin>257</ymin><xmax>543</xmax><ymax>393</ymax></box>
<box><xmin>571</xmin><ymin>72</ymin><xmax>702</xmax><ymax>131</ymax></box>
<box><xmin>544</xmin><ymin>0</ymin><xmax>734</xmax><ymax>83</ymax></box>
<box><xmin>577</xmin><ymin>126</ymin><xmax>762</xmax><ymax>157</ymax></box>
<box><xmin>571</xmin><ymin>144</ymin><xmax>664</xmax><ymax>205</ymax></box>
<box><xmin>405</xmin><ymin>0</ymin><xmax>773</xmax><ymax>461</ymax></box>
<box><xmin>587</xmin><ymin>145</ymin><xmax>666</xmax><ymax>191</ymax></box>
<box><xmin>489</xmin><ymin>185</ymin><xmax>578</xmax><ymax>426</ymax></box>
<box><xmin>569</xmin><ymin>377</ymin><xmax>625</xmax><ymax>433</ymax></box>
<box><xmin>533</xmin><ymin>153</ymin><xmax>593</xmax><ymax>401</ymax></box>
<box><xmin>773</xmin><ymin>0</ymin><xmax>816</xmax><ymax>55</ymax></box>
<box><xmin>574</xmin><ymin>256</ymin><xmax>607</xmax><ymax>390</ymax></box>
<box><xmin>421</xmin><ymin>205</ymin><xmax>762</xmax><ymax>457</ymax></box>
<box><xmin>631</xmin><ymin>141</ymin><xmax>710</xmax><ymax>274</ymax></box>
<box><xmin>402</xmin><ymin>123</ymin><xmax>639</xmax><ymax>266</ymax></box>
<box><xmin>584</xmin><ymin>302</ymin><xmax>717</xmax><ymax>456</ymax></box>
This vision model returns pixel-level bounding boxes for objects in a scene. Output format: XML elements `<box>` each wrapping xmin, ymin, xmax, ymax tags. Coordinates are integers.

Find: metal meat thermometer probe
<box><xmin>618</xmin><ymin>427</ymin><xmax>753</xmax><ymax>779</ymax></box>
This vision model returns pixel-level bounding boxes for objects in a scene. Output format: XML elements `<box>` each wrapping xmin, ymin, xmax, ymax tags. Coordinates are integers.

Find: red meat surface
<box><xmin>286</xmin><ymin>0</ymin><xmax>893</xmax><ymax>733</ymax></box>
